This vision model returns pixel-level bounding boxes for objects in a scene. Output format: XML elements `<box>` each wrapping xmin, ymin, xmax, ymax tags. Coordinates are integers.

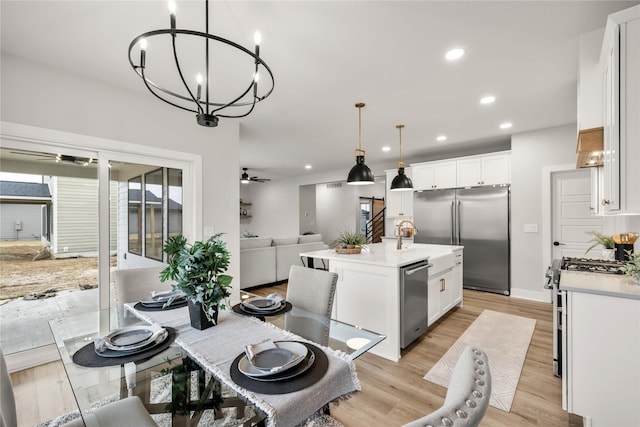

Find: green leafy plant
<box><xmin>160</xmin><ymin>233</ymin><xmax>233</xmax><ymax>322</ymax></box>
<box><xmin>585</xmin><ymin>231</ymin><xmax>615</xmax><ymax>253</ymax></box>
<box><xmin>334</xmin><ymin>229</ymin><xmax>367</xmax><ymax>248</ymax></box>
<box><xmin>621</xmin><ymin>250</ymin><xmax>640</xmax><ymax>283</ymax></box>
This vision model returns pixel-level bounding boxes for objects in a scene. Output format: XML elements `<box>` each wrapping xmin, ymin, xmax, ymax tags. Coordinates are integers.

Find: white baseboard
<box><xmin>5</xmin><ymin>344</ymin><xmax>60</xmax><ymax>373</ymax></box>
<box><xmin>510</xmin><ymin>288</ymin><xmax>552</xmax><ymax>303</ymax></box>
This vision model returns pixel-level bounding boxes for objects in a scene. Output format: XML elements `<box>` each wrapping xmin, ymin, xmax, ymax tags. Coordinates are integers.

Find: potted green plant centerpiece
<box><xmin>621</xmin><ymin>250</ymin><xmax>640</xmax><ymax>284</ymax></box>
<box><xmin>585</xmin><ymin>231</ymin><xmax>615</xmax><ymax>259</ymax></box>
<box><xmin>161</xmin><ymin>233</ymin><xmax>233</xmax><ymax>330</ymax></box>
<box><xmin>334</xmin><ymin>229</ymin><xmax>367</xmax><ymax>254</ymax></box>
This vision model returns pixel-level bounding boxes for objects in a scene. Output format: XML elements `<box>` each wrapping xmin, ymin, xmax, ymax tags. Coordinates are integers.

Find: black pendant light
<box><xmin>390</xmin><ymin>124</ymin><xmax>414</xmax><ymax>191</ymax></box>
<box><xmin>347</xmin><ymin>103</ymin><xmax>375</xmax><ymax>185</ymax></box>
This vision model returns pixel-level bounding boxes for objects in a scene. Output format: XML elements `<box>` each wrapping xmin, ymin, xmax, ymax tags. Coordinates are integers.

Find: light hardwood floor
<box><xmin>12</xmin><ymin>288</ymin><xmax>580</xmax><ymax>426</ymax></box>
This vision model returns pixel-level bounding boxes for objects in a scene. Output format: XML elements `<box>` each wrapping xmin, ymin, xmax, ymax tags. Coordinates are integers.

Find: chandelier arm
<box><xmin>140</xmin><ymin>65</ymin><xmax>198</xmax><ymax>113</ymax></box>
<box><xmin>216</xmin><ymin>97</ymin><xmax>257</xmax><ymax>119</ymax></box>
<box><xmin>171</xmin><ymin>35</ymin><xmax>204</xmax><ymax>114</ymax></box>
<box><xmin>211</xmin><ymin>80</ymin><xmax>255</xmax><ymax>114</ymax></box>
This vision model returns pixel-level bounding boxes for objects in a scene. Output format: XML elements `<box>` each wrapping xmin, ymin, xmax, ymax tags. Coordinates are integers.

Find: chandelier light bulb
<box><xmin>196</xmin><ymin>73</ymin><xmax>203</xmax><ymax>84</ymax></box>
<box><xmin>254</xmin><ymin>31</ymin><xmax>262</xmax><ymax>45</ymax></box>
<box><xmin>168</xmin><ymin>1</ymin><xmax>177</xmax><ymax>15</ymax></box>
<box><xmin>254</xmin><ymin>72</ymin><xmax>260</xmax><ymax>83</ymax></box>
<box><xmin>139</xmin><ymin>39</ymin><xmax>147</xmax><ymax>51</ymax></box>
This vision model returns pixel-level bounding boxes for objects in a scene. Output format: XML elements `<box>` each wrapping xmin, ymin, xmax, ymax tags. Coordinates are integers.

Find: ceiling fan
<box><xmin>8</xmin><ymin>149</ymin><xmax>97</xmax><ymax>167</ymax></box>
<box><xmin>240</xmin><ymin>168</ymin><xmax>271</xmax><ymax>184</ymax></box>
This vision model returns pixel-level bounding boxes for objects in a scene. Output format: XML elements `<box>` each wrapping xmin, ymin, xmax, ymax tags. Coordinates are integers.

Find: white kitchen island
<box><xmin>300</xmin><ymin>242</ymin><xmax>463</xmax><ymax>362</ymax></box>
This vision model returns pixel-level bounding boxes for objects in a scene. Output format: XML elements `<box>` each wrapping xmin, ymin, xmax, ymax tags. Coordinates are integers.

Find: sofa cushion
<box><xmin>298</xmin><ymin>234</ymin><xmax>323</xmax><ymax>244</ymax></box>
<box><xmin>272</xmin><ymin>237</ymin><xmax>299</xmax><ymax>246</ymax></box>
<box><xmin>240</xmin><ymin>237</ymin><xmax>272</xmax><ymax>250</ymax></box>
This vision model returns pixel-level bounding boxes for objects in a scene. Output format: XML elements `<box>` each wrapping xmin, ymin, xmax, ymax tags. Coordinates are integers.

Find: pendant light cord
<box><xmin>355</xmin><ymin>102</ymin><xmax>366</xmax><ymax>158</ymax></box>
<box><xmin>397</xmin><ymin>124</ymin><xmax>405</xmax><ymax>168</ymax></box>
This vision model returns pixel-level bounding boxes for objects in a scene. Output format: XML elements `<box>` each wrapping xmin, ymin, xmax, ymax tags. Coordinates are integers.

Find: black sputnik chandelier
<box><xmin>128</xmin><ymin>0</ymin><xmax>275</xmax><ymax>127</ymax></box>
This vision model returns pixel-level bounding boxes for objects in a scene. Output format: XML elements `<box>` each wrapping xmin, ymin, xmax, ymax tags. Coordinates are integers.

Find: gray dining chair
<box><xmin>285</xmin><ymin>265</ymin><xmax>338</xmax><ymax>317</ymax></box>
<box><xmin>0</xmin><ymin>347</ymin><xmax>157</xmax><ymax>427</ymax></box>
<box><xmin>113</xmin><ymin>265</ymin><xmax>173</xmax><ymax>305</ymax></box>
<box><xmin>402</xmin><ymin>346</ymin><xmax>492</xmax><ymax>427</ymax></box>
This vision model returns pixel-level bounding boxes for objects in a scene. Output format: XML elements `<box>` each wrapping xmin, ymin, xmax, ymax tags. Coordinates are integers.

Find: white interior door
<box><xmin>551</xmin><ymin>169</ymin><xmax>604</xmax><ymax>259</ymax></box>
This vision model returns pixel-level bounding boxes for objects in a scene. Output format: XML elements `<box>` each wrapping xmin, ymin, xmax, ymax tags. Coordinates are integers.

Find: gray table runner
<box><xmin>125</xmin><ymin>304</ymin><xmax>360</xmax><ymax>427</ymax></box>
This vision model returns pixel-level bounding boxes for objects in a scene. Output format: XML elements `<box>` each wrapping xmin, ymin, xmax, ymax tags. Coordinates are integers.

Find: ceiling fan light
<box><xmin>390</xmin><ymin>167</ymin><xmax>413</xmax><ymax>191</ymax></box>
<box><xmin>347</xmin><ymin>155</ymin><xmax>375</xmax><ymax>185</ymax></box>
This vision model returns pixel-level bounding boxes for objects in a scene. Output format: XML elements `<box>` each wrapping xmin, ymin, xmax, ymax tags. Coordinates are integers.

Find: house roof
<box><xmin>0</xmin><ymin>181</ymin><xmax>51</xmax><ymax>199</ymax></box>
<box><xmin>128</xmin><ymin>189</ymin><xmax>182</xmax><ymax>210</ymax></box>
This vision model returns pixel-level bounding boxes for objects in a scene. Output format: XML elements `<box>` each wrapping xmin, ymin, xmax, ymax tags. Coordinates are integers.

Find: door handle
<box><xmin>553</xmin><ymin>241</ymin><xmax>565</xmax><ymax>246</ymax></box>
<box><xmin>405</xmin><ymin>264</ymin><xmax>430</xmax><ymax>275</ymax></box>
<box><xmin>440</xmin><ymin>278</ymin><xmax>445</xmax><ymax>292</ymax></box>
<box><xmin>450</xmin><ymin>201</ymin><xmax>455</xmax><ymax>245</ymax></box>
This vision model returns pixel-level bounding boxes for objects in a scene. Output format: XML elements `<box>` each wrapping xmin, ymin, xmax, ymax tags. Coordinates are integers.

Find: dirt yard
<box><xmin>0</xmin><ymin>240</ymin><xmax>114</xmax><ymax>302</ymax></box>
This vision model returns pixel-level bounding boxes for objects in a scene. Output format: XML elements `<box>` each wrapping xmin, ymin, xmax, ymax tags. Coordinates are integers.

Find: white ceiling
<box><xmin>1</xmin><ymin>1</ymin><xmax>638</xmax><ymax>181</ymax></box>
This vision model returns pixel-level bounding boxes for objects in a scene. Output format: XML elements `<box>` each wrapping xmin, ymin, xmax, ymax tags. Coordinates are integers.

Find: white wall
<box><xmin>0</xmin><ymin>54</ymin><xmax>240</xmax><ymax>296</ymax></box>
<box><xmin>510</xmin><ymin>124</ymin><xmax>577</xmax><ymax>300</ymax></box>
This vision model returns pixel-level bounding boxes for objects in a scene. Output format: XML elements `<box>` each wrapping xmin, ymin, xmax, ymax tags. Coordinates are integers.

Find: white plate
<box><xmin>103</xmin><ymin>325</ymin><xmax>165</xmax><ymax>351</ymax></box>
<box><xmin>96</xmin><ymin>328</ymin><xmax>168</xmax><ymax>358</ymax></box>
<box><xmin>141</xmin><ymin>291</ymin><xmax>186</xmax><ymax>306</ymax></box>
<box><xmin>247</xmin><ymin>351</ymin><xmax>315</xmax><ymax>382</ymax></box>
<box><xmin>238</xmin><ymin>341</ymin><xmax>308</xmax><ymax>377</ymax></box>
<box><xmin>140</xmin><ymin>296</ymin><xmax>187</xmax><ymax>308</ymax></box>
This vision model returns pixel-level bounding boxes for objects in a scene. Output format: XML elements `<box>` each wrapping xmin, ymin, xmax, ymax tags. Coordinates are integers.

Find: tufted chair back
<box><xmin>403</xmin><ymin>346</ymin><xmax>492</xmax><ymax>427</ymax></box>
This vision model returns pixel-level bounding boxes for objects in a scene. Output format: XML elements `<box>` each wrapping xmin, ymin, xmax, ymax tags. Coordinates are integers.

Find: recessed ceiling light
<box><xmin>305</xmin><ymin>164</ymin><xmax>312</xmax><ymax>169</ymax></box>
<box><xmin>382</xmin><ymin>146</ymin><xmax>391</xmax><ymax>152</ymax></box>
<box><xmin>500</xmin><ymin>122</ymin><xmax>512</xmax><ymax>129</ymax></box>
<box><xmin>437</xmin><ymin>135</ymin><xmax>447</xmax><ymax>142</ymax></box>
<box><xmin>480</xmin><ymin>96</ymin><xmax>495</xmax><ymax>105</ymax></box>
<box><xmin>445</xmin><ymin>48</ymin><xmax>465</xmax><ymax>61</ymax></box>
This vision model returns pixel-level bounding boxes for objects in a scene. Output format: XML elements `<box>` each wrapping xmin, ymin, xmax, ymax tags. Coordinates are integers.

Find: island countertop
<box><xmin>559</xmin><ymin>270</ymin><xmax>640</xmax><ymax>300</ymax></box>
<box><xmin>299</xmin><ymin>242</ymin><xmax>463</xmax><ymax>268</ymax></box>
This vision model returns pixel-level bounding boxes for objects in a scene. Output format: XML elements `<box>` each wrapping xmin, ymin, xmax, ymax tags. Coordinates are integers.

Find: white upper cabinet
<box><xmin>385</xmin><ymin>167</ymin><xmax>413</xmax><ymax>217</ymax></box>
<box><xmin>412</xmin><ymin>161</ymin><xmax>456</xmax><ymax>190</ymax></box>
<box><xmin>456</xmin><ymin>153</ymin><xmax>511</xmax><ymax>187</ymax></box>
<box><xmin>600</xmin><ymin>5</ymin><xmax>640</xmax><ymax>214</ymax></box>
<box><xmin>412</xmin><ymin>152</ymin><xmax>511</xmax><ymax>190</ymax></box>
<box><xmin>577</xmin><ymin>28</ymin><xmax>605</xmax><ymax>130</ymax></box>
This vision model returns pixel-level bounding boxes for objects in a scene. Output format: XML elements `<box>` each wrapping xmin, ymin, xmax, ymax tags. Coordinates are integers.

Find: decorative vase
<box><xmin>602</xmin><ymin>248</ymin><xmax>615</xmax><ymax>260</ymax></box>
<box><xmin>187</xmin><ymin>299</ymin><xmax>217</xmax><ymax>330</ymax></box>
<box><xmin>335</xmin><ymin>245</ymin><xmax>362</xmax><ymax>254</ymax></box>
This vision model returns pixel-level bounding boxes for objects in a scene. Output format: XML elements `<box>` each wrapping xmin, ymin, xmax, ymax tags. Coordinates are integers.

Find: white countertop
<box><xmin>299</xmin><ymin>242</ymin><xmax>463</xmax><ymax>268</ymax></box>
<box><xmin>559</xmin><ymin>270</ymin><xmax>640</xmax><ymax>300</ymax></box>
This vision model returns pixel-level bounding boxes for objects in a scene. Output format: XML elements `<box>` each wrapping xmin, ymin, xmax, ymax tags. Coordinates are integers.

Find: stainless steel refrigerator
<box><xmin>413</xmin><ymin>185</ymin><xmax>510</xmax><ymax>295</ymax></box>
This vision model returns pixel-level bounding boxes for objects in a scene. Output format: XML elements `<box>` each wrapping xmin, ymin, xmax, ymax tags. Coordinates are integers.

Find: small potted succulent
<box><xmin>621</xmin><ymin>250</ymin><xmax>640</xmax><ymax>284</ymax></box>
<box><xmin>160</xmin><ymin>233</ymin><xmax>233</xmax><ymax>329</ymax></box>
<box><xmin>334</xmin><ymin>229</ymin><xmax>367</xmax><ymax>254</ymax></box>
<box><xmin>585</xmin><ymin>231</ymin><xmax>615</xmax><ymax>259</ymax></box>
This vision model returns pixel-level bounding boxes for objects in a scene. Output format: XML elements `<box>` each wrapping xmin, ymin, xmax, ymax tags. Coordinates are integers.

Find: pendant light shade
<box><xmin>347</xmin><ymin>103</ymin><xmax>374</xmax><ymax>185</ymax></box>
<box><xmin>390</xmin><ymin>124</ymin><xmax>414</xmax><ymax>191</ymax></box>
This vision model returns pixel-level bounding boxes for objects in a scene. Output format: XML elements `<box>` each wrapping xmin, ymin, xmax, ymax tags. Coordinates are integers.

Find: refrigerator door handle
<box><xmin>456</xmin><ymin>200</ymin><xmax>461</xmax><ymax>245</ymax></box>
<box><xmin>450</xmin><ymin>201</ymin><xmax>456</xmax><ymax>245</ymax></box>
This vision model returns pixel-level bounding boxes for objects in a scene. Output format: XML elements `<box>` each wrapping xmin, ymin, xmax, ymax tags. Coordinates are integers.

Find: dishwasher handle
<box><xmin>405</xmin><ymin>263</ymin><xmax>432</xmax><ymax>276</ymax></box>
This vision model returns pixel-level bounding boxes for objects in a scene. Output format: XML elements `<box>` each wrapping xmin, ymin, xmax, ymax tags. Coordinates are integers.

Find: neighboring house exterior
<box><xmin>0</xmin><ymin>181</ymin><xmax>51</xmax><ymax>241</ymax></box>
<box><xmin>0</xmin><ymin>177</ymin><xmax>118</xmax><ymax>257</ymax></box>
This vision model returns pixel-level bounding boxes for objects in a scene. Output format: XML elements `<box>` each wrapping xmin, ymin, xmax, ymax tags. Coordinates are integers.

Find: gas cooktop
<box><xmin>561</xmin><ymin>257</ymin><xmax>626</xmax><ymax>274</ymax></box>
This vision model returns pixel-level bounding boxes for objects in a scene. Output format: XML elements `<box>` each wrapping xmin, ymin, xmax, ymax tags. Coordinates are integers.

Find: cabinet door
<box><xmin>451</xmin><ymin>251</ymin><xmax>463</xmax><ymax>305</ymax></box>
<box><xmin>481</xmin><ymin>154</ymin><xmax>511</xmax><ymax>185</ymax></box>
<box><xmin>412</xmin><ymin>164</ymin><xmax>435</xmax><ymax>190</ymax></box>
<box><xmin>427</xmin><ymin>276</ymin><xmax>441</xmax><ymax>326</ymax></box>
<box><xmin>439</xmin><ymin>270</ymin><xmax>453</xmax><ymax>314</ymax></box>
<box><xmin>434</xmin><ymin>161</ymin><xmax>457</xmax><ymax>189</ymax></box>
<box><xmin>456</xmin><ymin>158</ymin><xmax>482</xmax><ymax>187</ymax></box>
<box><xmin>602</xmin><ymin>25</ymin><xmax>620</xmax><ymax>212</ymax></box>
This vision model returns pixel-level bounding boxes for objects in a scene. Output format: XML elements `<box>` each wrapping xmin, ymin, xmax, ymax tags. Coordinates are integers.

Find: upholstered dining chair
<box><xmin>285</xmin><ymin>265</ymin><xmax>338</xmax><ymax>317</ymax></box>
<box><xmin>284</xmin><ymin>265</ymin><xmax>338</xmax><ymax>346</ymax></box>
<box><xmin>403</xmin><ymin>346</ymin><xmax>492</xmax><ymax>427</ymax></box>
<box><xmin>113</xmin><ymin>265</ymin><xmax>173</xmax><ymax>305</ymax></box>
<box><xmin>0</xmin><ymin>347</ymin><xmax>157</xmax><ymax>427</ymax></box>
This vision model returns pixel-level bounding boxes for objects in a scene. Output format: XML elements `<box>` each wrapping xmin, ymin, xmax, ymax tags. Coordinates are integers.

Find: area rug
<box><xmin>423</xmin><ymin>309</ymin><xmax>536</xmax><ymax>412</ymax></box>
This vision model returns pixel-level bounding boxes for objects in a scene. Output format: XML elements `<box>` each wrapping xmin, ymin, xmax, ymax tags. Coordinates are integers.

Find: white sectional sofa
<box><xmin>239</xmin><ymin>234</ymin><xmax>328</xmax><ymax>289</ymax></box>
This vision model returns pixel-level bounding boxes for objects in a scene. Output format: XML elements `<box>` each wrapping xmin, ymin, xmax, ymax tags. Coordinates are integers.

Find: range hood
<box><xmin>576</xmin><ymin>127</ymin><xmax>604</xmax><ymax>168</ymax></box>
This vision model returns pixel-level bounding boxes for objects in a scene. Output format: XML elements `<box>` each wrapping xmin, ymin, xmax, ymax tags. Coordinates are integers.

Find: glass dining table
<box><xmin>49</xmin><ymin>291</ymin><xmax>385</xmax><ymax>427</ymax></box>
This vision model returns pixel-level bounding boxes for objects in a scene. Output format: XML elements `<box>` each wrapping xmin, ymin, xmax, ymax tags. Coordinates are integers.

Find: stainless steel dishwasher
<box><xmin>400</xmin><ymin>259</ymin><xmax>430</xmax><ymax>348</ymax></box>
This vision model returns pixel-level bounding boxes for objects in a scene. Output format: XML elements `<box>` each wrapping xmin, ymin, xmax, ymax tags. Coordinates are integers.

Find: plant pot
<box><xmin>335</xmin><ymin>245</ymin><xmax>362</xmax><ymax>254</ymax></box>
<box><xmin>187</xmin><ymin>299</ymin><xmax>217</xmax><ymax>330</ymax></box>
<box><xmin>614</xmin><ymin>243</ymin><xmax>634</xmax><ymax>261</ymax></box>
<box><xmin>602</xmin><ymin>248</ymin><xmax>615</xmax><ymax>260</ymax></box>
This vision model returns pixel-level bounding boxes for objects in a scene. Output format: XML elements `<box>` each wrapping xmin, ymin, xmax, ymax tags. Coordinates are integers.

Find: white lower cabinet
<box><xmin>427</xmin><ymin>253</ymin><xmax>461</xmax><ymax>327</ymax></box>
<box><xmin>451</xmin><ymin>250</ymin><xmax>463</xmax><ymax>306</ymax></box>
<box><xmin>564</xmin><ymin>291</ymin><xmax>640</xmax><ymax>426</ymax></box>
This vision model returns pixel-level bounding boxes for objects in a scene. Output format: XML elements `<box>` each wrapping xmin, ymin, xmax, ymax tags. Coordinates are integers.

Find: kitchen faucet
<box><xmin>396</xmin><ymin>219</ymin><xmax>417</xmax><ymax>250</ymax></box>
